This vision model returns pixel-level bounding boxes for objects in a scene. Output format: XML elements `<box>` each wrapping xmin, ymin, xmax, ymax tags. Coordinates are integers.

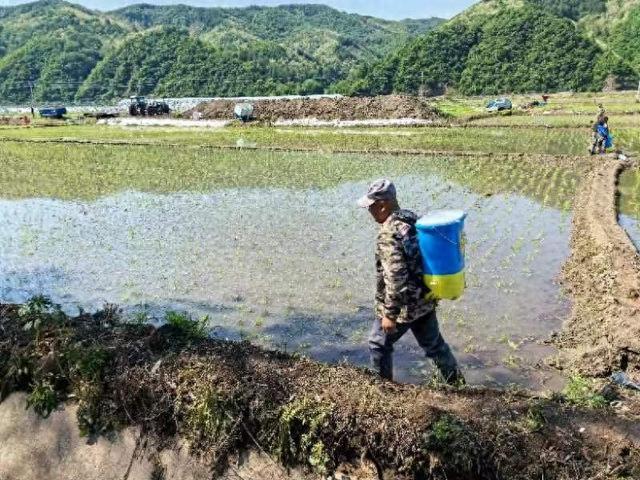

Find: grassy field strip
<box><xmin>466</xmin><ymin>114</ymin><xmax>640</xmax><ymax>128</ymax></box>
<box><xmin>0</xmin><ymin>141</ymin><xmax>585</xmax><ymax>207</ymax></box>
<box><xmin>616</xmin><ymin>129</ymin><xmax>640</xmax><ymax>155</ymax></box>
<box><xmin>0</xmin><ymin>125</ymin><xmax>604</xmax><ymax>156</ymax></box>
<box><xmin>0</xmin><ymin>135</ymin><xmax>597</xmax><ymax>161</ymax></box>
<box><xmin>432</xmin><ymin>92</ymin><xmax>640</xmax><ymax>117</ymax></box>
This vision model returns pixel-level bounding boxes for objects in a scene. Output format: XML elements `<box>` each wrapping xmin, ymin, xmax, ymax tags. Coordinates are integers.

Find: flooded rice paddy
<box><xmin>0</xmin><ymin>145</ymin><xmax>583</xmax><ymax>389</ymax></box>
<box><xmin>619</xmin><ymin>168</ymin><xmax>640</xmax><ymax>250</ymax></box>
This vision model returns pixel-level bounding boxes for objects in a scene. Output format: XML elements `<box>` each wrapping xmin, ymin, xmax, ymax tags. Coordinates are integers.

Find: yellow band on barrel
<box><xmin>423</xmin><ymin>271</ymin><xmax>465</xmax><ymax>301</ymax></box>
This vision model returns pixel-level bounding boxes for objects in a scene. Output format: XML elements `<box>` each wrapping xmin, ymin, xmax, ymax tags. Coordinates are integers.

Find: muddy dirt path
<box><xmin>558</xmin><ymin>156</ymin><xmax>640</xmax><ymax>375</ymax></box>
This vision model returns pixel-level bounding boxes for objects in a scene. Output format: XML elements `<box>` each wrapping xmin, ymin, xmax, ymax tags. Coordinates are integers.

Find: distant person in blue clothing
<box><xmin>590</xmin><ymin>116</ymin><xmax>612</xmax><ymax>155</ymax></box>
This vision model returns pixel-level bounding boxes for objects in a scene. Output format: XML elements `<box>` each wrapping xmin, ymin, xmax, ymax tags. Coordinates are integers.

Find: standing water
<box><xmin>0</xmin><ymin>145</ymin><xmax>581</xmax><ymax>389</ymax></box>
<box><xmin>619</xmin><ymin>169</ymin><xmax>640</xmax><ymax>250</ymax></box>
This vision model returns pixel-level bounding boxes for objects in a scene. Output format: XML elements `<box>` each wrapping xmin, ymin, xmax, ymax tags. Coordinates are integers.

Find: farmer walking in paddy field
<box><xmin>358</xmin><ymin>179</ymin><xmax>463</xmax><ymax>385</ymax></box>
<box><xmin>590</xmin><ymin>115</ymin><xmax>613</xmax><ymax>155</ymax></box>
<box><xmin>590</xmin><ymin>104</ymin><xmax>613</xmax><ymax>155</ymax></box>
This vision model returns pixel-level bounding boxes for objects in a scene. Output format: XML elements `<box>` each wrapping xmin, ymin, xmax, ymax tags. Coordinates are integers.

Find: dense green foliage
<box><xmin>608</xmin><ymin>5</ymin><xmax>640</xmax><ymax>72</ymax></box>
<box><xmin>112</xmin><ymin>3</ymin><xmax>440</xmax><ymax>47</ymax></box>
<box><xmin>154</xmin><ymin>38</ymin><xmax>324</xmax><ymax>98</ymax></box>
<box><xmin>591</xmin><ymin>52</ymin><xmax>638</xmax><ymax>90</ymax></box>
<box><xmin>76</xmin><ymin>28</ymin><xmax>186</xmax><ymax>100</ymax></box>
<box><xmin>458</xmin><ymin>8</ymin><xmax>600</xmax><ymax>94</ymax></box>
<box><xmin>0</xmin><ymin>31</ymin><xmax>103</xmax><ymax>103</ymax></box>
<box><xmin>527</xmin><ymin>0</ymin><xmax>606</xmax><ymax>20</ymax></box>
<box><xmin>0</xmin><ymin>0</ymin><xmax>124</xmax><ymax>50</ymax></box>
<box><xmin>337</xmin><ymin>0</ymin><xmax>640</xmax><ymax>96</ymax></box>
<box><xmin>0</xmin><ymin>0</ymin><xmax>442</xmax><ymax>104</ymax></box>
<box><xmin>330</xmin><ymin>21</ymin><xmax>483</xmax><ymax>96</ymax></box>
<box><xmin>0</xmin><ymin>0</ymin><xmax>126</xmax><ymax>103</ymax></box>
<box><xmin>78</xmin><ymin>26</ymin><xmax>341</xmax><ymax>100</ymax></box>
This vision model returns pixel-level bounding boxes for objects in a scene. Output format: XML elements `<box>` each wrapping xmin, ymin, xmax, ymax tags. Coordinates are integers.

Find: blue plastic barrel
<box><xmin>605</xmin><ymin>133</ymin><xmax>614</xmax><ymax>149</ymax></box>
<box><xmin>597</xmin><ymin>125</ymin><xmax>614</xmax><ymax>149</ymax></box>
<box><xmin>416</xmin><ymin>210</ymin><xmax>467</xmax><ymax>300</ymax></box>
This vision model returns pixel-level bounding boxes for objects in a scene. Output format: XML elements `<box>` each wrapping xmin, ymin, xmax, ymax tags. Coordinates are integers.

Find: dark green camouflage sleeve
<box><xmin>377</xmin><ymin>228</ymin><xmax>409</xmax><ymax>321</ymax></box>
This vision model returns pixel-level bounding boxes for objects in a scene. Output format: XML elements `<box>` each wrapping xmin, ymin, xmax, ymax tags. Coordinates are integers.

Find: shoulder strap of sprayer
<box><xmin>394</xmin><ymin>213</ymin><xmax>429</xmax><ymax>294</ymax></box>
<box><xmin>393</xmin><ymin>210</ymin><xmax>417</xmax><ymax>228</ymax></box>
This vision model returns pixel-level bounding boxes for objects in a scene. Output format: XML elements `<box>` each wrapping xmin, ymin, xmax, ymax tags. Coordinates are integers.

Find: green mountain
<box><xmin>336</xmin><ymin>0</ymin><xmax>640</xmax><ymax>96</ymax></box>
<box><xmin>75</xmin><ymin>26</ymin><xmax>330</xmax><ymax>101</ymax></box>
<box><xmin>598</xmin><ymin>2</ymin><xmax>640</xmax><ymax>79</ymax></box>
<box><xmin>0</xmin><ymin>0</ymin><xmax>443</xmax><ymax>104</ymax></box>
<box><xmin>1</xmin><ymin>0</ymin><xmax>638</xmax><ymax>103</ymax></box>
<box><xmin>516</xmin><ymin>0</ymin><xmax>606</xmax><ymax>20</ymax></box>
<box><xmin>0</xmin><ymin>0</ymin><xmax>127</xmax><ymax>103</ymax></box>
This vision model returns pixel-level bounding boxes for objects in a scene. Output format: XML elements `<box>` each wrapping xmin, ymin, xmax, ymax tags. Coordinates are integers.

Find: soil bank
<box><xmin>185</xmin><ymin>95</ymin><xmax>439</xmax><ymax>122</ymax></box>
<box><xmin>558</xmin><ymin>156</ymin><xmax>640</xmax><ymax>375</ymax></box>
<box><xmin>1</xmin><ymin>305</ymin><xmax>639</xmax><ymax>480</ymax></box>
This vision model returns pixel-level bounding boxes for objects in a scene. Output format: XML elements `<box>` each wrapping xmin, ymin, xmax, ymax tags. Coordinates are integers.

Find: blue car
<box><xmin>486</xmin><ymin>98</ymin><xmax>512</xmax><ymax>112</ymax></box>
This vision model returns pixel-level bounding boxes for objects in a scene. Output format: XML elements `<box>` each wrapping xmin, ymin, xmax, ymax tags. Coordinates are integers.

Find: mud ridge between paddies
<box><xmin>557</xmin><ymin>156</ymin><xmax>640</xmax><ymax>376</ymax></box>
<box><xmin>1</xmin><ymin>304</ymin><xmax>640</xmax><ymax>480</ymax></box>
<box><xmin>185</xmin><ymin>95</ymin><xmax>439</xmax><ymax>122</ymax></box>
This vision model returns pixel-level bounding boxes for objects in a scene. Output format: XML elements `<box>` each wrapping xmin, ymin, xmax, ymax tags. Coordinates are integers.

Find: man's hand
<box><xmin>381</xmin><ymin>316</ymin><xmax>397</xmax><ymax>334</ymax></box>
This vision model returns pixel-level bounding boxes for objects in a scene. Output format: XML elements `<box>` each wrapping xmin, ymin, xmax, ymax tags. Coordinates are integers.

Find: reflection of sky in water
<box><xmin>619</xmin><ymin>169</ymin><xmax>640</xmax><ymax>251</ymax></box>
<box><xmin>0</xmin><ymin>174</ymin><xmax>570</xmax><ymax>389</ymax></box>
<box><xmin>620</xmin><ymin>215</ymin><xmax>640</xmax><ymax>250</ymax></box>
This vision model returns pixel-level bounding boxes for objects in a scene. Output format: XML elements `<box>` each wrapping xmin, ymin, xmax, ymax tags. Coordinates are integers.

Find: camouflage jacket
<box><xmin>375</xmin><ymin>209</ymin><xmax>435</xmax><ymax>324</ymax></box>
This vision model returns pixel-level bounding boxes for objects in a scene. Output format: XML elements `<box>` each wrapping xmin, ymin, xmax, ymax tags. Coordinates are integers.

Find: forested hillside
<box><xmin>0</xmin><ymin>0</ymin><xmax>127</xmax><ymax>103</ymax></box>
<box><xmin>606</xmin><ymin>5</ymin><xmax>640</xmax><ymax>75</ymax></box>
<box><xmin>0</xmin><ymin>0</ymin><xmax>442</xmax><ymax>104</ymax></box>
<box><xmin>334</xmin><ymin>0</ymin><xmax>640</xmax><ymax>96</ymax></box>
<box><xmin>528</xmin><ymin>0</ymin><xmax>606</xmax><ymax>20</ymax></box>
<box><xmin>75</xmin><ymin>26</ymin><xmax>334</xmax><ymax>101</ymax></box>
<box><xmin>0</xmin><ymin>0</ymin><xmax>639</xmax><ymax>104</ymax></box>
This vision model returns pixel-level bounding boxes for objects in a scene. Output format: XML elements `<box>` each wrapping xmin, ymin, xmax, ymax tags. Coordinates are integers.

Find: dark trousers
<box><xmin>590</xmin><ymin>134</ymin><xmax>606</xmax><ymax>154</ymax></box>
<box><xmin>369</xmin><ymin>310</ymin><xmax>461</xmax><ymax>384</ymax></box>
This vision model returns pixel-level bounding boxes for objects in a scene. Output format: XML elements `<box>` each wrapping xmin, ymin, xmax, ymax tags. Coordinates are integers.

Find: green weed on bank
<box><xmin>561</xmin><ymin>375</ymin><xmax>608</xmax><ymax>409</ymax></box>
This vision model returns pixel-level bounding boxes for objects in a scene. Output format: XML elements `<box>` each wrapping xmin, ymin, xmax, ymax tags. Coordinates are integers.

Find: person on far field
<box><xmin>357</xmin><ymin>179</ymin><xmax>463</xmax><ymax>385</ymax></box>
<box><xmin>590</xmin><ymin>115</ymin><xmax>611</xmax><ymax>155</ymax></box>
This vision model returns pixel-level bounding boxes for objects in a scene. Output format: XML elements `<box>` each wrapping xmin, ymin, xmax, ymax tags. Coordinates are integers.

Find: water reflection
<box><xmin>619</xmin><ymin>169</ymin><xmax>640</xmax><ymax>249</ymax></box>
<box><xmin>0</xmin><ymin>169</ymin><xmax>571</xmax><ymax>389</ymax></box>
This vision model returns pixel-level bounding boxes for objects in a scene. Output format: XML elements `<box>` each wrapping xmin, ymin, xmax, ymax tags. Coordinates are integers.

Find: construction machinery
<box><xmin>128</xmin><ymin>96</ymin><xmax>170</xmax><ymax>116</ymax></box>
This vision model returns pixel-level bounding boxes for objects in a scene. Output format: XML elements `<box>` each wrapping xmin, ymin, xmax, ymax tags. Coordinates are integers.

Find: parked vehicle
<box><xmin>39</xmin><ymin>107</ymin><xmax>67</xmax><ymax>119</ymax></box>
<box><xmin>486</xmin><ymin>98</ymin><xmax>512</xmax><ymax>112</ymax></box>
